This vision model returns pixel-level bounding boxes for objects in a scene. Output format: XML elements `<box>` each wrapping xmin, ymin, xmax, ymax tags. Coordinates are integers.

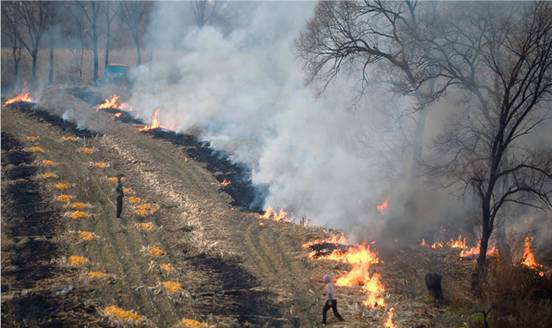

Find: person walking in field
<box><xmin>322</xmin><ymin>273</ymin><xmax>344</xmax><ymax>324</ymax></box>
<box><xmin>115</xmin><ymin>175</ymin><xmax>124</xmax><ymax>218</ymax></box>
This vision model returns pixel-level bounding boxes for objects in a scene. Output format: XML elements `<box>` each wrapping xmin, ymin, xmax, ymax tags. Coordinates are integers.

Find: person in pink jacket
<box><xmin>322</xmin><ymin>273</ymin><xmax>344</xmax><ymax>324</ymax></box>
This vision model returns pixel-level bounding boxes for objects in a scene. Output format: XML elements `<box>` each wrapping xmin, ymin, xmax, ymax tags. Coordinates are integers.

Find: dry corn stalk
<box><xmin>180</xmin><ymin>318</ymin><xmax>208</xmax><ymax>328</ymax></box>
<box><xmin>67</xmin><ymin>255</ymin><xmax>87</xmax><ymax>266</ymax></box>
<box><xmin>23</xmin><ymin>146</ymin><xmax>45</xmax><ymax>153</ymax></box>
<box><xmin>80</xmin><ymin>147</ymin><xmax>95</xmax><ymax>155</ymax></box>
<box><xmin>162</xmin><ymin>281</ymin><xmax>182</xmax><ymax>294</ymax></box>
<box><xmin>53</xmin><ymin>182</ymin><xmax>71</xmax><ymax>191</ymax></box>
<box><xmin>135</xmin><ymin>203</ymin><xmax>159</xmax><ymax>216</ymax></box>
<box><xmin>79</xmin><ymin>231</ymin><xmax>96</xmax><ymax>241</ymax></box>
<box><xmin>24</xmin><ymin>135</ymin><xmax>39</xmax><ymax>143</ymax></box>
<box><xmin>66</xmin><ymin>210</ymin><xmax>89</xmax><ymax>220</ymax></box>
<box><xmin>56</xmin><ymin>194</ymin><xmax>73</xmax><ymax>203</ymax></box>
<box><xmin>38</xmin><ymin>172</ymin><xmax>58</xmax><ymax>179</ymax></box>
<box><xmin>61</xmin><ymin>136</ymin><xmax>79</xmax><ymax>142</ymax></box>
<box><xmin>40</xmin><ymin>159</ymin><xmax>59</xmax><ymax>167</ymax></box>
<box><xmin>134</xmin><ymin>222</ymin><xmax>155</xmax><ymax>232</ymax></box>
<box><xmin>102</xmin><ymin>305</ymin><xmax>143</xmax><ymax>322</ymax></box>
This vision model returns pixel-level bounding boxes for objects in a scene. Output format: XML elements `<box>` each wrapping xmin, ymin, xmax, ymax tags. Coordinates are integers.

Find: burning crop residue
<box><xmin>304</xmin><ymin>235</ymin><xmax>386</xmax><ymax>308</ymax></box>
<box><xmin>93</xmin><ymin>162</ymin><xmax>108</xmax><ymax>169</ymax></box>
<box><xmin>134</xmin><ymin>222</ymin><xmax>155</xmax><ymax>232</ymax></box>
<box><xmin>96</xmin><ymin>95</ymin><xmax>132</xmax><ymax>111</ymax></box>
<box><xmin>40</xmin><ymin>159</ymin><xmax>59</xmax><ymax>167</ymax></box>
<box><xmin>24</xmin><ymin>135</ymin><xmax>40</xmax><ymax>143</ymax></box>
<box><xmin>53</xmin><ymin>182</ymin><xmax>72</xmax><ymax>191</ymax></box>
<box><xmin>66</xmin><ymin>210</ymin><xmax>89</xmax><ymax>220</ymax></box>
<box><xmin>23</xmin><ymin>146</ymin><xmax>46</xmax><ymax>153</ymax></box>
<box><xmin>127</xmin><ymin>196</ymin><xmax>141</xmax><ymax>204</ymax></box>
<box><xmin>384</xmin><ymin>307</ymin><xmax>396</xmax><ymax>328</ymax></box>
<box><xmin>260</xmin><ymin>206</ymin><xmax>290</xmax><ymax>223</ymax></box>
<box><xmin>160</xmin><ymin>263</ymin><xmax>174</xmax><ymax>273</ymax></box>
<box><xmin>37</xmin><ymin>172</ymin><xmax>59</xmax><ymax>180</ymax></box>
<box><xmin>220</xmin><ymin>179</ymin><xmax>231</xmax><ymax>187</ymax></box>
<box><xmin>79</xmin><ymin>231</ymin><xmax>96</xmax><ymax>241</ymax></box>
<box><xmin>139</xmin><ymin>108</ymin><xmax>161</xmax><ymax>132</ymax></box>
<box><xmin>87</xmin><ymin>271</ymin><xmax>108</xmax><ymax>279</ymax></box>
<box><xmin>61</xmin><ymin>135</ymin><xmax>79</xmax><ymax>142</ymax></box>
<box><xmin>521</xmin><ymin>236</ymin><xmax>545</xmax><ymax>276</ymax></box>
<box><xmin>420</xmin><ymin>235</ymin><xmax>499</xmax><ymax>258</ymax></box>
<box><xmin>376</xmin><ymin>198</ymin><xmax>389</xmax><ymax>215</ymax></box>
<box><xmin>56</xmin><ymin>194</ymin><xmax>73</xmax><ymax>203</ymax></box>
<box><xmin>3</xmin><ymin>90</ymin><xmax>33</xmax><ymax>106</ymax></box>
<box><xmin>80</xmin><ymin>147</ymin><xmax>96</xmax><ymax>155</ymax></box>
<box><xmin>69</xmin><ymin>202</ymin><xmax>92</xmax><ymax>210</ymax></box>
<box><xmin>144</xmin><ymin>245</ymin><xmax>165</xmax><ymax>257</ymax></box>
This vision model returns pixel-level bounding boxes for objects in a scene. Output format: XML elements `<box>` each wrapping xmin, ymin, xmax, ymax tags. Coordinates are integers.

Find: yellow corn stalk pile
<box><xmin>38</xmin><ymin>172</ymin><xmax>59</xmax><ymax>179</ymax></box>
<box><xmin>135</xmin><ymin>203</ymin><xmax>159</xmax><ymax>216</ymax></box>
<box><xmin>145</xmin><ymin>245</ymin><xmax>165</xmax><ymax>257</ymax></box>
<box><xmin>67</xmin><ymin>255</ymin><xmax>87</xmax><ymax>266</ymax></box>
<box><xmin>23</xmin><ymin>146</ymin><xmax>46</xmax><ymax>153</ymax></box>
<box><xmin>40</xmin><ymin>159</ymin><xmax>59</xmax><ymax>167</ymax></box>
<box><xmin>180</xmin><ymin>318</ymin><xmax>208</xmax><ymax>328</ymax></box>
<box><xmin>55</xmin><ymin>194</ymin><xmax>73</xmax><ymax>203</ymax></box>
<box><xmin>102</xmin><ymin>305</ymin><xmax>143</xmax><ymax>322</ymax></box>
<box><xmin>24</xmin><ymin>135</ymin><xmax>40</xmax><ymax>143</ymax></box>
<box><xmin>134</xmin><ymin>222</ymin><xmax>155</xmax><ymax>232</ymax></box>
<box><xmin>162</xmin><ymin>281</ymin><xmax>182</xmax><ymax>294</ymax></box>
<box><xmin>79</xmin><ymin>231</ymin><xmax>96</xmax><ymax>241</ymax></box>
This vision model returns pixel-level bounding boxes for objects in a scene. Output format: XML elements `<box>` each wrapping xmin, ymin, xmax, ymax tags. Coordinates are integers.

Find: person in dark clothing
<box><xmin>322</xmin><ymin>273</ymin><xmax>344</xmax><ymax>324</ymax></box>
<box><xmin>116</xmin><ymin>175</ymin><xmax>124</xmax><ymax>218</ymax></box>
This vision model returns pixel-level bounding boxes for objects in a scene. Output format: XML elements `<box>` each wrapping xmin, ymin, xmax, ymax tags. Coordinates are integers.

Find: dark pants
<box><xmin>116</xmin><ymin>196</ymin><xmax>123</xmax><ymax>218</ymax></box>
<box><xmin>322</xmin><ymin>300</ymin><xmax>343</xmax><ymax>323</ymax></box>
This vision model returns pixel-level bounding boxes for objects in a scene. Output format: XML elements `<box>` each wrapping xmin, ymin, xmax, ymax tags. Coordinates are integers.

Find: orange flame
<box><xmin>520</xmin><ymin>236</ymin><xmax>544</xmax><ymax>276</ymax></box>
<box><xmin>459</xmin><ymin>240</ymin><xmax>499</xmax><ymax>258</ymax></box>
<box><xmin>302</xmin><ymin>235</ymin><xmax>349</xmax><ymax>251</ymax></box>
<box><xmin>431</xmin><ymin>241</ymin><xmax>444</xmax><ymax>249</ymax></box>
<box><xmin>139</xmin><ymin>108</ymin><xmax>161</xmax><ymax>132</ymax></box>
<box><xmin>376</xmin><ymin>199</ymin><xmax>389</xmax><ymax>215</ymax></box>
<box><xmin>220</xmin><ymin>179</ymin><xmax>231</xmax><ymax>187</ymax></box>
<box><xmin>97</xmin><ymin>95</ymin><xmax>132</xmax><ymax>111</ymax></box>
<box><xmin>384</xmin><ymin>307</ymin><xmax>396</xmax><ymax>328</ymax></box>
<box><xmin>420</xmin><ymin>239</ymin><xmax>428</xmax><ymax>247</ymax></box>
<box><xmin>4</xmin><ymin>90</ymin><xmax>33</xmax><ymax>106</ymax></box>
<box><xmin>447</xmin><ymin>235</ymin><xmax>467</xmax><ymax>249</ymax></box>
<box><xmin>307</xmin><ymin>237</ymin><xmax>386</xmax><ymax>308</ymax></box>
<box><xmin>260</xmin><ymin>206</ymin><xmax>290</xmax><ymax>223</ymax></box>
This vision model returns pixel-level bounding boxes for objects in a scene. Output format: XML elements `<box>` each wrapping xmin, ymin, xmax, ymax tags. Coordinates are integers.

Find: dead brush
<box><xmin>37</xmin><ymin>171</ymin><xmax>59</xmax><ymax>180</ymax></box>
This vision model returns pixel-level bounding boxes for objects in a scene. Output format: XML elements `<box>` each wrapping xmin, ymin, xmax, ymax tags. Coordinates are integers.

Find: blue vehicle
<box><xmin>103</xmin><ymin>64</ymin><xmax>129</xmax><ymax>84</ymax></box>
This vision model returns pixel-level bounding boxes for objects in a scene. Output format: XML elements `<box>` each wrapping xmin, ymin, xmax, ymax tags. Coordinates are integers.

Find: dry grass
<box><xmin>40</xmin><ymin>159</ymin><xmax>59</xmax><ymax>167</ymax></box>
<box><xmin>180</xmin><ymin>318</ymin><xmax>208</xmax><ymax>328</ymax></box>
<box><xmin>144</xmin><ymin>245</ymin><xmax>165</xmax><ymax>257</ymax></box>
<box><xmin>23</xmin><ymin>146</ymin><xmax>46</xmax><ymax>153</ymax></box>
<box><xmin>102</xmin><ymin>305</ymin><xmax>143</xmax><ymax>323</ymax></box>
<box><xmin>66</xmin><ymin>210</ymin><xmax>89</xmax><ymax>220</ymax></box>
<box><xmin>162</xmin><ymin>281</ymin><xmax>182</xmax><ymax>294</ymax></box>
<box><xmin>134</xmin><ymin>203</ymin><xmax>159</xmax><ymax>216</ymax></box>
<box><xmin>134</xmin><ymin>222</ymin><xmax>155</xmax><ymax>232</ymax></box>
<box><xmin>37</xmin><ymin>171</ymin><xmax>59</xmax><ymax>180</ymax></box>
<box><xmin>67</xmin><ymin>255</ymin><xmax>87</xmax><ymax>266</ymax></box>
<box><xmin>53</xmin><ymin>182</ymin><xmax>71</xmax><ymax>191</ymax></box>
<box><xmin>55</xmin><ymin>194</ymin><xmax>73</xmax><ymax>203</ymax></box>
<box><xmin>79</xmin><ymin>231</ymin><xmax>96</xmax><ymax>241</ymax></box>
<box><xmin>24</xmin><ymin>135</ymin><xmax>40</xmax><ymax>143</ymax></box>
<box><xmin>80</xmin><ymin>147</ymin><xmax>96</xmax><ymax>155</ymax></box>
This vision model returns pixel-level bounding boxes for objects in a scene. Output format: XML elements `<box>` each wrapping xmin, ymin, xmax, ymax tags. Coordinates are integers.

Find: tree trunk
<box><xmin>79</xmin><ymin>46</ymin><xmax>84</xmax><ymax>82</ymax></box>
<box><xmin>495</xmin><ymin>220</ymin><xmax>511</xmax><ymax>263</ymax></box>
<box><xmin>93</xmin><ymin>37</ymin><xmax>99</xmax><ymax>82</ymax></box>
<box><xmin>105</xmin><ymin>18</ymin><xmax>111</xmax><ymax>68</ymax></box>
<box><xmin>136</xmin><ymin>42</ymin><xmax>142</xmax><ymax>66</ymax></box>
<box><xmin>31</xmin><ymin>50</ymin><xmax>38</xmax><ymax>79</ymax></box>
<box><xmin>12</xmin><ymin>47</ymin><xmax>21</xmax><ymax>86</ymax></box>
<box><xmin>48</xmin><ymin>46</ymin><xmax>54</xmax><ymax>84</ymax></box>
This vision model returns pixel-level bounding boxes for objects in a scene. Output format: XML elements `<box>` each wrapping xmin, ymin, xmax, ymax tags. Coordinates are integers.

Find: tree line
<box><xmin>298</xmin><ymin>0</ymin><xmax>552</xmax><ymax>284</ymax></box>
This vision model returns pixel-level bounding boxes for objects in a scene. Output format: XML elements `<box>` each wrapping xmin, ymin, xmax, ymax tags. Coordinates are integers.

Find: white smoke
<box><xmin>129</xmin><ymin>2</ymin><xmax>416</xmax><ymax>231</ymax></box>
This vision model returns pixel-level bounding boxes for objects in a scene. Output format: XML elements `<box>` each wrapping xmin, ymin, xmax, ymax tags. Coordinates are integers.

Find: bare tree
<box><xmin>5</xmin><ymin>1</ymin><xmax>53</xmax><ymax>80</ymax></box>
<box><xmin>192</xmin><ymin>0</ymin><xmax>218</xmax><ymax>28</ymax></box>
<box><xmin>296</xmin><ymin>1</ymin><xmax>442</xmax><ymax>178</ymax></box>
<box><xmin>1</xmin><ymin>4</ymin><xmax>23</xmax><ymax>87</ymax></box>
<box><xmin>119</xmin><ymin>1</ymin><xmax>151</xmax><ymax>66</ymax></box>
<box><xmin>104</xmin><ymin>1</ymin><xmax>119</xmax><ymax>68</ymax></box>
<box><xmin>77</xmin><ymin>1</ymin><xmax>104</xmax><ymax>82</ymax></box>
<box><xmin>430</xmin><ymin>2</ymin><xmax>552</xmax><ymax>277</ymax></box>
